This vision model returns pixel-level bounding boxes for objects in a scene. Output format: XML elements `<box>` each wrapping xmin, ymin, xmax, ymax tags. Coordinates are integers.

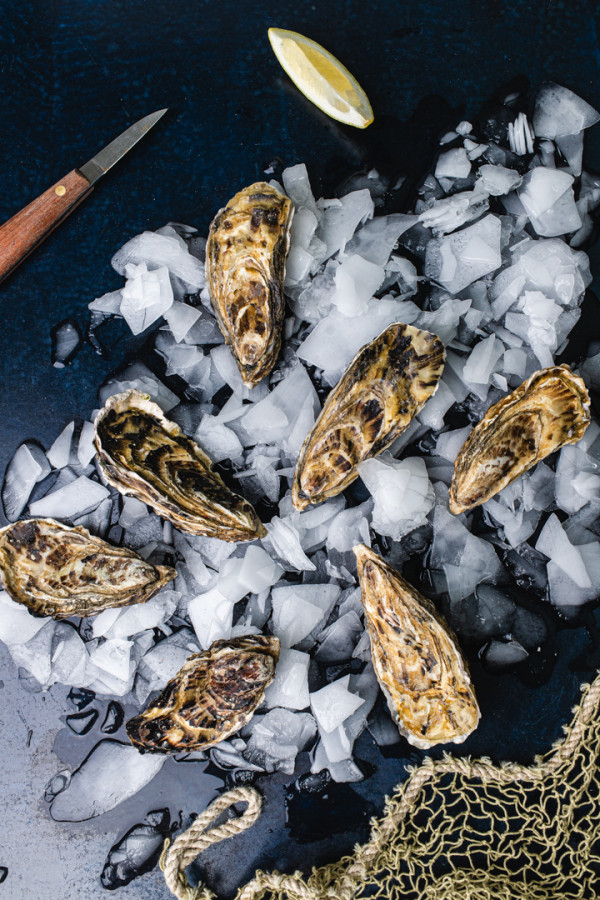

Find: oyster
<box><xmin>0</xmin><ymin>518</ymin><xmax>175</xmax><ymax>619</ymax></box>
<box><xmin>126</xmin><ymin>635</ymin><xmax>280</xmax><ymax>753</ymax></box>
<box><xmin>94</xmin><ymin>390</ymin><xmax>265</xmax><ymax>541</ymax></box>
<box><xmin>205</xmin><ymin>182</ymin><xmax>293</xmax><ymax>386</ymax></box>
<box><xmin>354</xmin><ymin>544</ymin><xmax>480</xmax><ymax>749</ymax></box>
<box><xmin>292</xmin><ymin>323</ymin><xmax>445</xmax><ymax>510</ymax></box>
<box><xmin>450</xmin><ymin>364</ymin><xmax>590</xmax><ymax>515</ymax></box>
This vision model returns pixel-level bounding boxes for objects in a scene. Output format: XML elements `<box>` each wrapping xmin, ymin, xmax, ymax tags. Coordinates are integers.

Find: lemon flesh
<box><xmin>268</xmin><ymin>28</ymin><xmax>374</xmax><ymax>129</ymax></box>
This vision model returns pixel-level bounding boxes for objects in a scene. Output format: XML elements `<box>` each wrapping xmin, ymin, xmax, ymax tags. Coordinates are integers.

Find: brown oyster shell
<box><xmin>126</xmin><ymin>634</ymin><xmax>280</xmax><ymax>753</ymax></box>
<box><xmin>94</xmin><ymin>390</ymin><xmax>265</xmax><ymax>541</ymax></box>
<box><xmin>205</xmin><ymin>182</ymin><xmax>293</xmax><ymax>386</ymax></box>
<box><xmin>291</xmin><ymin>323</ymin><xmax>445</xmax><ymax>510</ymax></box>
<box><xmin>449</xmin><ymin>364</ymin><xmax>590</xmax><ymax>515</ymax></box>
<box><xmin>0</xmin><ymin>518</ymin><xmax>175</xmax><ymax>619</ymax></box>
<box><xmin>354</xmin><ymin>543</ymin><xmax>480</xmax><ymax>749</ymax></box>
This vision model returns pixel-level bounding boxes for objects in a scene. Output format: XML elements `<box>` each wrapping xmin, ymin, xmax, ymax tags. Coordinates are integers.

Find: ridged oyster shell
<box><xmin>292</xmin><ymin>323</ymin><xmax>445</xmax><ymax>510</ymax></box>
<box><xmin>354</xmin><ymin>543</ymin><xmax>480</xmax><ymax>749</ymax></box>
<box><xmin>126</xmin><ymin>635</ymin><xmax>280</xmax><ymax>753</ymax></box>
<box><xmin>450</xmin><ymin>364</ymin><xmax>590</xmax><ymax>515</ymax></box>
<box><xmin>205</xmin><ymin>182</ymin><xmax>293</xmax><ymax>386</ymax></box>
<box><xmin>0</xmin><ymin>518</ymin><xmax>176</xmax><ymax>619</ymax></box>
<box><xmin>94</xmin><ymin>390</ymin><xmax>265</xmax><ymax>541</ymax></box>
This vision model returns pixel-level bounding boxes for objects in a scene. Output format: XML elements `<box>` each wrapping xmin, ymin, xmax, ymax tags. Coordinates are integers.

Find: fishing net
<box><xmin>160</xmin><ymin>669</ymin><xmax>600</xmax><ymax>900</ymax></box>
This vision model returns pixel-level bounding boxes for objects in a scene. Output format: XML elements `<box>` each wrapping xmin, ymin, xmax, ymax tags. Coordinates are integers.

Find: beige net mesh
<box><xmin>161</xmin><ymin>671</ymin><xmax>600</xmax><ymax>900</ymax></box>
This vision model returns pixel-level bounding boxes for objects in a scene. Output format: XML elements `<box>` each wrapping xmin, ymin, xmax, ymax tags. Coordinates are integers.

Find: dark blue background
<box><xmin>2</xmin><ymin>1</ymin><xmax>600</xmax><ymax>896</ymax></box>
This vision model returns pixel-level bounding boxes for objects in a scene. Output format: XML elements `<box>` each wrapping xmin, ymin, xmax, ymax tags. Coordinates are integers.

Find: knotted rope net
<box><xmin>161</xmin><ymin>671</ymin><xmax>600</xmax><ymax>900</ymax></box>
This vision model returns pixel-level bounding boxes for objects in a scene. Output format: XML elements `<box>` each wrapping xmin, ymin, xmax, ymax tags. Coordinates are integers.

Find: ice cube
<box><xmin>138</xmin><ymin>631</ymin><xmax>198</xmax><ymax>690</ymax></box>
<box><xmin>241</xmin><ymin>365</ymin><xmax>318</xmax><ymax>452</ymax></box>
<box><xmin>0</xmin><ymin>591</ymin><xmax>50</xmax><ymax>645</ymax></box>
<box><xmin>120</xmin><ymin>263</ymin><xmax>174</xmax><ymax>335</ymax></box>
<box><xmin>195</xmin><ymin>415</ymin><xmax>243</xmax><ymax>463</ymax></box>
<box><xmin>555</xmin><ymin>445</ymin><xmax>600</xmax><ymax>514</ymax></box>
<box><xmin>310</xmin><ymin>674</ymin><xmax>365</xmax><ymax>733</ymax></box>
<box><xmin>271</xmin><ymin>583</ymin><xmax>340</xmax><ymax>647</ymax></box>
<box><xmin>435</xmin><ymin>426</ymin><xmax>471</xmax><ymax>463</ymax></box>
<box><xmin>187</xmin><ymin>589</ymin><xmax>234</xmax><ymax>650</ymax></box>
<box><xmin>263</xmin><ymin>517</ymin><xmax>316</xmax><ymax>571</ymax></box>
<box><xmin>29</xmin><ymin>474</ymin><xmax>109</xmax><ymax>519</ymax></box>
<box><xmin>462</xmin><ymin>335</ymin><xmax>504</xmax><ymax>385</ymax></box>
<box><xmin>326</xmin><ymin>502</ymin><xmax>372</xmax><ymax>553</ymax></box>
<box><xmin>424</xmin><ymin>215</ymin><xmax>502</xmax><ymax>294</ymax></box>
<box><xmin>417</xmin><ymin>380</ymin><xmax>455</xmax><ymax>431</ymax></box>
<box><xmin>2</xmin><ymin>442</ymin><xmax>47</xmax><ymax>520</ymax></box>
<box><xmin>119</xmin><ymin>497</ymin><xmax>148</xmax><ymax>529</ymax></box>
<box><xmin>358</xmin><ymin>455</ymin><xmax>434</xmax><ymax>541</ymax></box>
<box><xmin>49</xmin><ymin>623</ymin><xmax>88</xmax><ymax>686</ymax></box>
<box><xmin>536</xmin><ymin>513</ymin><xmax>591</xmax><ymax>588</ymax></box>
<box><xmin>50</xmin><ymin>740</ymin><xmax>166</xmax><ymax>821</ymax></box>
<box><xmin>418</xmin><ymin>190</ymin><xmax>489</xmax><ymax>235</ymax></box>
<box><xmin>345</xmin><ymin>214</ymin><xmax>417</xmax><ymax>266</ymax></box>
<box><xmin>518</xmin><ymin>169</ymin><xmax>581</xmax><ymax>237</ymax></box>
<box><xmin>263</xmin><ymin>648</ymin><xmax>310</xmax><ymax>710</ymax></box>
<box><xmin>47</xmin><ymin>421</ymin><xmax>75</xmax><ymax>469</ymax></box>
<box><xmin>319</xmin><ymin>190</ymin><xmax>374</xmax><ymax>260</ymax></box>
<box><xmin>105</xmin><ymin>591</ymin><xmax>179</xmax><ymax>640</ymax></box>
<box><xmin>112</xmin><ymin>231</ymin><xmax>205</xmax><ymax>289</ymax></box>
<box><xmin>435</xmin><ymin>148</ymin><xmax>471</xmax><ymax>179</ymax></box>
<box><xmin>89</xmin><ymin>290</ymin><xmax>123</xmax><ymax>315</ymax></box>
<box><xmin>533</xmin><ymin>82</ymin><xmax>600</xmax><ymax>139</ymax></box>
<box><xmin>282</xmin><ymin>163</ymin><xmax>319</xmax><ymax>217</ymax></box>
<box><xmin>7</xmin><ymin>618</ymin><xmax>56</xmax><ymax>687</ymax></box>
<box><xmin>315</xmin><ymin>612</ymin><xmax>363</xmax><ymax>663</ymax></box>
<box><xmin>88</xmin><ymin>639</ymin><xmax>133</xmax><ymax>683</ymax></box>
<box><xmin>237</xmin><ymin>545</ymin><xmax>283</xmax><ymax>594</ymax></box>
<box><xmin>331</xmin><ymin>254</ymin><xmax>385</xmax><ymax>317</ymax></box>
<box><xmin>52</xmin><ymin>320</ymin><xmax>82</xmax><ymax>368</ymax></box>
<box><xmin>477</xmin><ymin>164</ymin><xmax>522</xmax><ymax>196</ymax></box>
<box><xmin>163</xmin><ymin>301</ymin><xmax>202</xmax><ymax>342</ymax></box>
<box><xmin>76</xmin><ymin>422</ymin><xmax>96</xmax><ymax>468</ymax></box>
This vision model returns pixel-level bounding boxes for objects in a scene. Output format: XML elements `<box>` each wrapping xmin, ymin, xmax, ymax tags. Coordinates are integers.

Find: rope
<box><xmin>159</xmin><ymin>786</ymin><xmax>263</xmax><ymax>900</ymax></box>
<box><xmin>160</xmin><ymin>672</ymin><xmax>600</xmax><ymax>900</ymax></box>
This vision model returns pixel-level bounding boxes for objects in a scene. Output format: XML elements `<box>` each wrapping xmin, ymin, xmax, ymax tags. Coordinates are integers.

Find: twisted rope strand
<box><xmin>160</xmin><ymin>786</ymin><xmax>263</xmax><ymax>900</ymax></box>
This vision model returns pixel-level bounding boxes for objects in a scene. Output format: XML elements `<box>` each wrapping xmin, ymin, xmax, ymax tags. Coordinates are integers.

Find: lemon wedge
<box><xmin>268</xmin><ymin>28</ymin><xmax>374</xmax><ymax>129</ymax></box>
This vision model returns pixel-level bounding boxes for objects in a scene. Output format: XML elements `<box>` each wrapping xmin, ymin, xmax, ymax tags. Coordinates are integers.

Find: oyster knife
<box><xmin>0</xmin><ymin>109</ymin><xmax>167</xmax><ymax>284</ymax></box>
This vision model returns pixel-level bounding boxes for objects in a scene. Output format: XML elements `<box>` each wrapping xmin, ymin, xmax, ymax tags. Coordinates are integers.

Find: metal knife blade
<box><xmin>79</xmin><ymin>108</ymin><xmax>168</xmax><ymax>185</ymax></box>
<box><xmin>0</xmin><ymin>109</ymin><xmax>168</xmax><ymax>284</ymax></box>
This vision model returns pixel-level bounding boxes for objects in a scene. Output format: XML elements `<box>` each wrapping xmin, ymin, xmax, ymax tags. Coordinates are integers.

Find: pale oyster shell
<box><xmin>0</xmin><ymin>518</ymin><xmax>175</xmax><ymax>619</ymax></box>
<box><xmin>354</xmin><ymin>543</ymin><xmax>480</xmax><ymax>749</ymax></box>
<box><xmin>450</xmin><ymin>364</ymin><xmax>590</xmax><ymax>515</ymax></box>
<box><xmin>205</xmin><ymin>182</ymin><xmax>293</xmax><ymax>386</ymax></box>
<box><xmin>94</xmin><ymin>390</ymin><xmax>265</xmax><ymax>541</ymax></box>
<box><xmin>126</xmin><ymin>634</ymin><xmax>280</xmax><ymax>753</ymax></box>
<box><xmin>292</xmin><ymin>323</ymin><xmax>445</xmax><ymax>510</ymax></box>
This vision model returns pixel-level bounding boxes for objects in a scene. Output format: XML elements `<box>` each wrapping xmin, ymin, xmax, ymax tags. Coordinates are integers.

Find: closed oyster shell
<box><xmin>126</xmin><ymin>635</ymin><xmax>280</xmax><ymax>753</ymax></box>
<box><xmin>0</xmin><ymin>518</ymin><xmax>175</xmax><ymax>619</ymax></box>
<box><xmin>292</xmin><ymin>323</ymin><xmax>445</xmax><ymax>510</ymax></box>
<box><xmin>94</xmin><ymin>390</ymin><xmax>265</xmax><ymax>541</ymax></box>
<box><xmin>206</xmin><ymin>182</ymin><xmax>293</xmax><ymax>386</ymax></box>
<box><xmin>450</xmin><ymin>364</ymin><xmax>590</xmax><ymax>515</ymax></box>
<box><xmin>354</xmin><ymin>543</ymin><xmax>480</xmax><ymax>749</ymax></box>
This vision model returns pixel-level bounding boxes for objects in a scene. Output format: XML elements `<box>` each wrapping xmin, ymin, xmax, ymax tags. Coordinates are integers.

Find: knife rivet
<box><xmin>55</xmin><ymin>185</ymin><xmax>66</xmax><ymax>197</ymax></box>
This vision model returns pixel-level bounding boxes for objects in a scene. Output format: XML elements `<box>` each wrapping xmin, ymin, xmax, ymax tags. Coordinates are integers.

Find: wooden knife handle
<box><xmin>0</xmin><ymin>169</ymin><xmax>93</xmax><ymax>283</ymax></box>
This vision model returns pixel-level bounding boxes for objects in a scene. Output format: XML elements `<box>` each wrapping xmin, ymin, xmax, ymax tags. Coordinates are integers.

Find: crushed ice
<box><xmin>2</xmin><ymin>82</ymin><xmax>600</xmax><ymax>828</ymax></box>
